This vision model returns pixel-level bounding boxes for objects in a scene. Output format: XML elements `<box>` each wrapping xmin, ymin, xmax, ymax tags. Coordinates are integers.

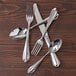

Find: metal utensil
<box><xmin>22</xmin><ymin>2</ymin><xmax>34</xmax><ymax>62</ymax></box>
<box><xmin>33</xmin><ymin>3</ymin><xmax>51</xmax><ymax>47</ymax></box>
<box><xmin>49</xmin><ymin>38</ymin><xmax>62</xmax><ymax>67</ymax></box>
<box><xmin>9</xmin><ymin>4</ymin><xmax>58</xmax><ymax>40</ymax></box>
<box><xmin>27</xmin><ymin>38</ymin><xmax>62</xmax><ymax>74</ymax></box>
<box><xmin>9</xmin><ymin>16</ymin><xmax>49</xmax><ymax>39</ymax></box>
<box><xmin>33</xmin><ymin>3</ymin><xmax>60</xmax><ymax>68</ymax></box>
<box><xmin>9</xmin><ymin>3</ymin><xmax>61</xmax><ymax>67</ymax></box>
<box><xmin>31</xmin><ymin>8</ymin><xmax>58</xmax><ymax>56</ymax></box>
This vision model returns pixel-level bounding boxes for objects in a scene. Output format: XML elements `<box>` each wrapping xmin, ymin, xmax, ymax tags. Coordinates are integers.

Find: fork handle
<box><xmin>51</xmin><ymin>53</ymin><xmax>60</xmax><ymax>67</ymax></box>
<box><xmin>22</xmin><ymin>24</ymin><xmax>30</xmax><ymax>62</ymax></box>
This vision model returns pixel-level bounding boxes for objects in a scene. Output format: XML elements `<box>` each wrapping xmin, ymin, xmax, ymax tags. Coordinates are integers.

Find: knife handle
<box><xmin>51</xmin><ymin>53</ymin><xmax>60</xmax><ymax>67</ymax></box>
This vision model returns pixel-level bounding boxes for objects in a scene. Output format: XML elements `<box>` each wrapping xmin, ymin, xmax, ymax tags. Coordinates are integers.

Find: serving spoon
<box><xmin>27</xmin><ymin>38</ymin><xmax>62</xmax><ymax>74</ymax></box>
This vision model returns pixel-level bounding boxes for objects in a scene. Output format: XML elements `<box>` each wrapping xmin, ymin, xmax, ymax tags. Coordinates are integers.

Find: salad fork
<box><xmin>22</xmin><ymin>2</ymin><xmax>34</xmax><ymax>62</ymax></box>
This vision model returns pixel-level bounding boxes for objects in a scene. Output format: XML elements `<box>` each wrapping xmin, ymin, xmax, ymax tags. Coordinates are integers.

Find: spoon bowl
<box><xmin>50</xmin><ymin>38</ymin><xmax>62</xmax><ymax>53</ymax></box>
<box><xmin>9</xmin><ymin>27</ymin><xmax>27</xmax><ymax>39</ymax></box>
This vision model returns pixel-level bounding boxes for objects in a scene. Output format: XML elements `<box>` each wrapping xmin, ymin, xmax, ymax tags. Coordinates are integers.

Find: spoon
<box><xmin>49</xmin><ymin>38</ymin><xmax>62</xmax><ymax>53</ymax></box>
<box><xmin>9</xmin><ymin>17</ymin><xmax>49</xmax><ymax>39</ymax></box>
<box><xmin>9</xmin><ymin>13</ymin><xmax>58</xmax><ymax>39</ymax></box>
<box><xmin>49</xmin><ymin>38</ymin><xmax>62</xmax><ymax>67</ymax></box>
<box><xmin>27</xmin><ymin>38</ymin><xmax>62</xmax><ymax>74</ymax></box>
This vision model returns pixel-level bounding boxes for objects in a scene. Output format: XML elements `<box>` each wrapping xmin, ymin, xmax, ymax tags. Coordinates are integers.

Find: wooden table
<box><xmin>0</xmin><ymin>0</ymin><xmax>76</xmax><ymax>76</ymax></box>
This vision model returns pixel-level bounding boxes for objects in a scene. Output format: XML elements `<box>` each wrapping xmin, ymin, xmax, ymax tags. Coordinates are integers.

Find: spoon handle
<box><xmin>30</xmin><ymin>17</ymin><xmax>49</xmax><ymax>29</ymax></box>
<box><xmin>51</xmin><ymin>53</ymin><xmax>60</xmax><ymax>67</ymax></box>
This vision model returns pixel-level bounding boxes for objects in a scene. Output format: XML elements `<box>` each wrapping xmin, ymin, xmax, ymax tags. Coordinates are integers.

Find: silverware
<box><xmin>27</xmin><ymin>38</ymin><xmax>62</xmax><ymax>74</ymax></box>
<box><xmin>9</xmin><ymin>3</ymin><xmax>61</xmax><ymax>67</ymax></box>
<box><xmin>9</xmin><ymin>4</ymin><xmax>58</xmax><ymax>40</ymax></box>
<box><xmin>33</xmin><ymin>3</ymin><xmax>51</xmax><ymax>47</ymax></box>
<box><xmin>33</xmin><ymin>3</ymin><xmax>61</xmax><ymax>67</ymax></box>
<box><xmin>22</xmin><ymin>2</ymin><xmax>34</xmax><ymax>62</ymax></box>
<box><xmin>31</xmin><ymin>8</ymin><xmax>58</xmax><ymax>56</ymax></box>
<box><xmin>9</xmin><ymin>16</ymin><xmax>49</xmax><ymax>39</ymax></box>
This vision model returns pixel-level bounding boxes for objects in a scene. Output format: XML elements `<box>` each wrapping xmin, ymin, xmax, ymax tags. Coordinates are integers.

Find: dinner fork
<box><xmin>22</xmin><ymin>2</ymin><xmax>34</xmax><ymax>62</ymax></box>
<box><xmin>31</xmin><ymin>8</ymin><xmax>58</xmax><ymax>56</ymax></box>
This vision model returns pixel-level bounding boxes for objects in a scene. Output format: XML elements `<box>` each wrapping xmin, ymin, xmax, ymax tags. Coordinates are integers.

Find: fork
<box><xmin>28</xmin><ymin>38</ymin><xmax>61</xmax><ymax>74</ymax></box>
<box><xmin>31</xmin><ymin>8</ymin><xmax>58</xmax><ymax>56</ymax></box>
<box><xmin>22</xmin><ymin>2</ymin><xmax>34</xmax><ymax>62</ymax></box>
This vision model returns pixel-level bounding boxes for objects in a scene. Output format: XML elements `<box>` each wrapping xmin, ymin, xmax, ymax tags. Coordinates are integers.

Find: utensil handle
<box><xmin>27</xmin><ymin>56</ymin><xmax>44</xmax><ymax>74</ymax></box>
<box><xmin>30</xmin><ymin>17</ymin><xmax>49</xmax><ymax>30</ymax></box>
<box><xmin>22</xmin><ymin>23</ymin><xmax>30</xmax><ymax>62</ymax></box>
<box><xmin>27</xmin><ymin>48</ymin><xmax>50</xmax><ymax>74</ymax></box>
<box><xmin>51</xmin><ymin>53</ymin><xmax>60</xmax><ymax>67</ymax></box>
<box><xmin>41</xmin><ymin>8</ymin><xmax>58</xmax><ymax>39</ymax></box>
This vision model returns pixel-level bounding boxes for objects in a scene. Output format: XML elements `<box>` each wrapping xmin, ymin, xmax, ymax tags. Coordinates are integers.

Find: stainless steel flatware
<box><xmin>9</xmin><ymin>15</ymin><xmax>50</xmax><ymax>39</ymax></box>
<box><xmin>27</xmin><ymin>38</ymin><xmax>62</xmax><ymax>74</ymax></box>
<box><xmin>31</xmin><ymin>8</ymin><xmax>59</xmax><ymax>56</ymax></box>
<box><xmin>9</xmin><ymin>3</ymin><xmax>62</xmax><ymax>69</ymax></box>
<box><xmin>49</xmin><ymin>38</ymin><xmax>62</xmax><ymax>67</ymax></box>
<box><xmin>33</xmin><ymin>3</ymin><xmax>61</xmax><ymax>67</ymax></box>
<box><xmin>22</xmin><ymin>2</ymin><xmax>34</xmax><ymax>62</ymax></box>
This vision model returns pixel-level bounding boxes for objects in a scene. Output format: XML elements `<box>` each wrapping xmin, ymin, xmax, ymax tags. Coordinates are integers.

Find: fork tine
<box><xmin>31</xmin><ymin>42</ymin><xmax>38</xmax><ymax>55</ymax></box>
<box><xmin>31</xmin><ymin>42</ymin><xmax>42</xmax><ymax>56</ymax></box>
<box><xmin>34</xmin><ymin>45</ymin><xmax>39</xmax><ymax>55</ymax></box>
<box><xmin>36</xmin><ymin>45</ymin><xmax>42</xmax><ymax>55</ymax></box>
<box><xmin>33</xmin><ymin>43</ymin><xmax>39</xmax><ymax>55</ymax></box>
<box><xmin>31</xmin><ymin>39</ymin><xmax>43</xmax><ymax>56</ymax></box>
<box><xmin>34</xmin><ymin>45</ymin><xmax>41</xmax><ymax>56</ymax></box>
<box><xmin>34</xmin><ymin>44</ymin><xmax>41</xmax><ymax>55</ymax></box>
<box><xmin>31</xmin><ymin>42</ymin><xmax>39</xmax><ymax>55</ymax></box>
<box><xmin>26</xmin><ymin>2</ymin><xmax>33</xmax><ymax>16</ymax></box>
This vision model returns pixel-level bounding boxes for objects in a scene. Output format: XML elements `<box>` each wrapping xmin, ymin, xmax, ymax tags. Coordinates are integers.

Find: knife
<box><xmin>33</xmin><ymin>3</ymin><xmax>60</xmax><ymax>67</ymax></box>
<box><xmin>33</xmin><ymin>3</ymin><xmax>50</xmax><ymax>47</ymax></box>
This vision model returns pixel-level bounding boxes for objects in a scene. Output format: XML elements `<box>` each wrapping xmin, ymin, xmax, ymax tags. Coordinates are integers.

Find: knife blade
<box><xmin>33</xmin><ymin>3</ymin><xmax>50</xmax><ymax>47</ymax></box>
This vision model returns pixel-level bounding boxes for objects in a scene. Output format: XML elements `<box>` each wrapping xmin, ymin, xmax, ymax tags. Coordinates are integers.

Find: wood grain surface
<box><xmin>0</xmin><ymin>0</ymin><xmax>76</xmax><ymax>76</ymax></box>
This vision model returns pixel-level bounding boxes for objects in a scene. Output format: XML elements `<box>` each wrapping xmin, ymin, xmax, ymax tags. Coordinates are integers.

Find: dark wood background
<box><xmin>0</xmin><ymin>0</ymin><xmax>76</xmax><ymax>76</ymax></box>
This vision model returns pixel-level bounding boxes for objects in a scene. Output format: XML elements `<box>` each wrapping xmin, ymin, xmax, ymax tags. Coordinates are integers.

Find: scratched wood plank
<box><xmin>0</xmin><ymin>0</ymin><xmax>76</xmax><ymax>76</ymax></box>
